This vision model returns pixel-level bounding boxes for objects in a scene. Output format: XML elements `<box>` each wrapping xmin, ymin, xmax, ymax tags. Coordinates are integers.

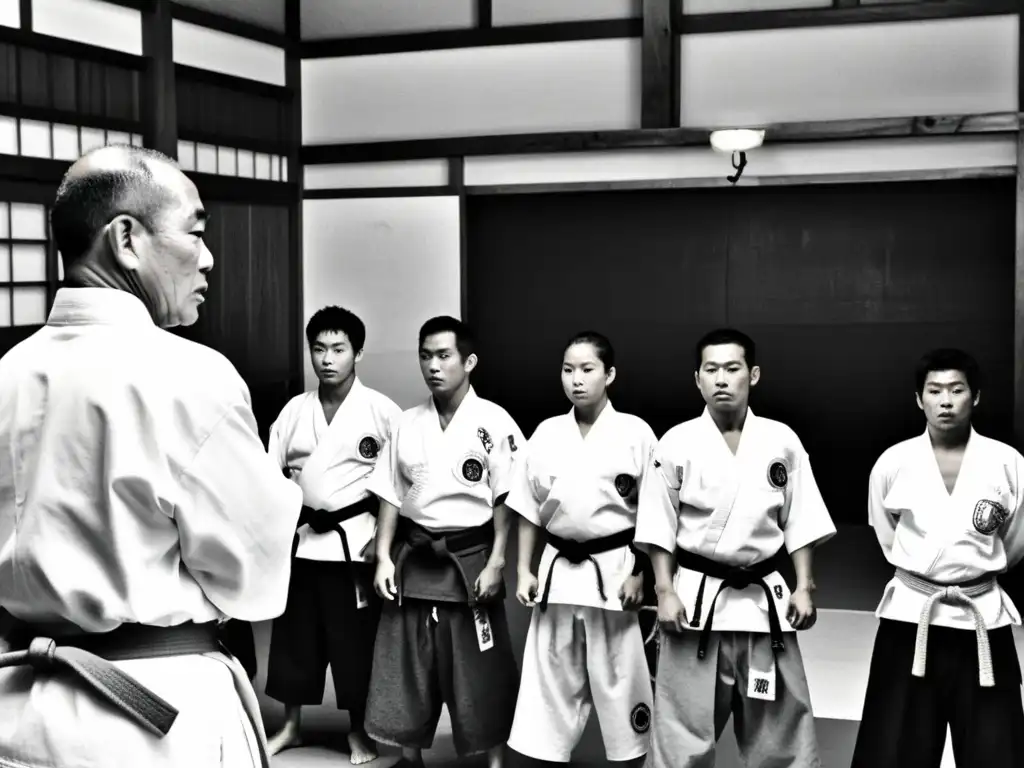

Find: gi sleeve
<box><xmin>634</xmin><ymin>438</ymin><xmax>681</xmax><ymax>556</ymax></box>
<box><xmin>177</xmin><ymin>401</ymin><xmax>303</xmax><ymax>621</ymax></box>
<box><xmin>489</xmin><ymin>416</ymin><xmax>527</xmax><ymax>506</ymax></box>
<box><xmin>1001</xmin><ymin>453</ymin><xmax>1024</xmax><ymax>571</ymax></box>
<box><xmin>504</xmin><ymin>449</ymin><xmax>542</xmax><ymax>526</ymax></box>
<box><xmin>266</xmin><ymin>413</ymin><xmax>286</xmax><ymax>472</ymax></box>
<box><xmin>867</xmin><ymin>455</ymin><xmax>897</xmax><ymax>559</ymax></box>
<box><xmin>365</xmin><ymin>420</ymin><xmax>404</xmax><ymax>509</ymax></box>
<box><xmin>779</xmin><ymin>448</ymin><xmax>837</xmax><ymax>553</ymax></box>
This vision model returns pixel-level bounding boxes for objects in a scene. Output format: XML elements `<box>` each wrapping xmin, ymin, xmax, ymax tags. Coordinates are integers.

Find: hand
<box><xmin>619</xmin><ymin>573</ymin><xmax>644</xmax><ymax>610</ymax></box>
<box><xmin>786</xmin><ymin>586</ymin><xmax>817</xmax><ymax>630</ymax></box>
<box><xmin>656</xmin><ymin>589</ymin><xmax>687</xmax><ymax>634</ymax></box>
<box><xmin>516</xmin><ymin>572</ymin><xmax>539</xmax><ymax>607</ymax></box>
<box><xmin>474</xmin><ymin>564</ymin><xmax>503</xmax><ymax>601</ymax></box>
<box><xmin>374</xmin><ymin>558</ymin><xmax>397</xmax><ymax>600</ymax></box>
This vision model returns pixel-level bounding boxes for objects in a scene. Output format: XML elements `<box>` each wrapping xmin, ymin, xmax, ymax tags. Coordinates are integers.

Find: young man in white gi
<box><xmin>264</xmin><ymin>305</ymin><xmax>401</xmax><ymax>763</ymax></box>
<box><xmin>506</xmin><ymin>331</ymin><xmax>655</xmax><ymax>765</ymax></box>
<box><xmin>0</xmin><ymin>146</ymin><xmax>302</xmax><ymax>767</ymax></box>
<box><xmin>850</xmin><ymin>348</ymin><xmax>1024</xmax><ymax>768</ymax></box>
<box><xmin>364</xmin><ymin>316</ymin><xmax>524</xmax><ymax>768</ymax></box>
<box><xmin>636</xmin><ymin>327</ymin><xmax>836</xmax><ymax>768</ymax></box>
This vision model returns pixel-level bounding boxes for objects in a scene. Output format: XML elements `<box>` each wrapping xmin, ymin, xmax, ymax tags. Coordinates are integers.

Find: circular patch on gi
<box><xmin>614</xmin><ymin>473</ymin><xmax>637</xmax><ymax>498</ymax></box>
<box><xmin>973</xmin><ymin>499</ymin><xmax>1008</xmax><ymax>535</ymax></box>
<box><xmin>358</xmin><ymin>435</ymin><xmax>381</xmax><ymax>460</ymax></box>
<box><xmin>767</xmin><ymin>460</ymin><xmax>788</xmax><ymax>490</ymax></box>
<box><xmin>630</xmin><ymin>703</ymin><xmax>651</xmax><ymax>734</ymax></box>
<box><xmin>462</xmin><ymin>457</ymin><xmax>485</xmax><ymax>482</ymax></box>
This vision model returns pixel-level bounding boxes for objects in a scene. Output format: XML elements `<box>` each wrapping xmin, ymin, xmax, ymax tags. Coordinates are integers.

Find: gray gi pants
<box><xmin>646</xmin><ymin>629</ymin><xmax>819</xmax><ymax>768</ymax></box>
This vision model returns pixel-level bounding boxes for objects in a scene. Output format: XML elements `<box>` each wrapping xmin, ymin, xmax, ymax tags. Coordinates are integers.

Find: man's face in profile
<box><xmin>141</xmin><ymin>163</ymin><xmax>213</xmax><ymax>328</ymax></box>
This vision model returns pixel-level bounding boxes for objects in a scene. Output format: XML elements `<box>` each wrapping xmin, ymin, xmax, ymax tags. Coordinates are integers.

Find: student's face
<box><xmin>310</xmin><ymin>330</ymin><xmax>361</xmax><ymax>386</ymax></box>
<box><xmin>917</xmin><ymin>369</ymin><xmax>978</xmax><ymax>432</ymax></box>
<box><xmin>695</xmin><ymin>343</ymin><xmax>759</xmax><ymax>413</ymax></box>
<box><xmin>562</xmin><ymin>342</ymin><xmax>615</xmax><ymax>408</ymax></box>
<box><xmin>137</xmin><ymin>164</ymin><xmax>213</xmax><ymax>328</ymax></box>
<box><xmin>419</xmin><ymin>331</ymin><xmax>476</xmax><ymax>396</ymax></box>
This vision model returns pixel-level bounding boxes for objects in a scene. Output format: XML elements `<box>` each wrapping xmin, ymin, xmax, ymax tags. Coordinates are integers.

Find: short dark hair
<box><xmin>564</xmin><ymin>330</ymin><xmax>615</xmax><ymax>371</ymax></box>
<box><xmin>305</xmin><ymin>305</ymin><xmax>366</xmax><ymax>352</ymax></box>
<box><xmin>50</xmin><ymin>145</ymin><xmax>176</xmax><ymax>268</ymax></box>
<box><xmin>419</xmin><ymin>315</ymin><xmax>475</xmax><ymax>360</ymax></box>
<box><xmin>695</xmin><ymin>328</ymin><xmax>756</xmax><ymax>369</ymax></box>
<box><xmin>915</xmin><ymin>348</ymin><xmax>981</xmax><ymax>395</ymax></box>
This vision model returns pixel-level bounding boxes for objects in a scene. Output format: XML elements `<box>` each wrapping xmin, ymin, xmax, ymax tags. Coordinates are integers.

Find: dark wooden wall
<box><xmin>466</xmin><ymin>178</ymin><xmax>1016</xmax><ymax>527</ymax></box>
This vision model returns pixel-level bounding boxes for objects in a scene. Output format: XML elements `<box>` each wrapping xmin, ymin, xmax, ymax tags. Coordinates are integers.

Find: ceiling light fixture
<box><xmin>709</xmin><ymin>129</ymin><xmax>765</xmax><ymax>185</ymax></box>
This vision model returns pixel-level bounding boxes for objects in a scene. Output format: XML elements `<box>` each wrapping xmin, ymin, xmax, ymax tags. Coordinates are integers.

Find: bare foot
<box><xmin>266</xmin><ymin>720</ymin><xmax>303</xmax><ymax>756</ymax></box>
<box><xmin>347</xmin><ymin>731</ymin><xmax>378</xmax><ymax>765</ymax></box>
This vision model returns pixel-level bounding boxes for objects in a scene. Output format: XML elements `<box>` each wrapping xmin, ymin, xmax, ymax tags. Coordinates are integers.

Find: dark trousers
<box><xmin>851</xmin><ymin>618</ymin><xmax>1024</xmax><ymax>768</ymax></box>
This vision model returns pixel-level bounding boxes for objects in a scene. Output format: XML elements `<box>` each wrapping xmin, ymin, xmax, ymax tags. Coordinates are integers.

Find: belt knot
<box><xmin>26</xmin><ymin>637</ymin><xmax>56</xmax><ymax>668</ymax></box>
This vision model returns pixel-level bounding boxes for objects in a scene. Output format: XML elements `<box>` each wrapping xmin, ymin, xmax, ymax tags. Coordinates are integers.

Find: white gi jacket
<box><xmin>870</xmin><ymin>428</ymin><xmax>1024</xmax><ymax>630</ymax></box>
<box><xmin>0</xmin><ymin>288</ymin><xmax>302</xmax><ymax>767</ymax></box>
<box><xmin>268</xmin><ymin>379</ymin><xmax>401</xmax><ymax>562</ymax></box>
<box><xmin>636</xmin><ymin>408</ymin><xmax>837</xmax><ymax>633</ymax></box>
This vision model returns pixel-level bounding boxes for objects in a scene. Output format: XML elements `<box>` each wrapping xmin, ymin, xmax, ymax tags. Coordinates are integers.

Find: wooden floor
<box><xmin>257</xmin><ymin>525</ymin><xmax>1024</xmax><ymax>768</ymax></box>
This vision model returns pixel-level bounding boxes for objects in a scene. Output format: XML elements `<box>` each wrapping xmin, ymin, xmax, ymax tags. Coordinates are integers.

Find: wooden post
<box><xmin>641</xmin><ymin>0</ymin><xmax>677</xmax><ymax>129</ymax></box>
<box><xmin>141</xmin><ymin>0</ymin><xmax>176</xmax><ymax>157</ymax></box>
<box><xmin>285</xmin><ymin>0</ymin><xmax>304</xmax><ymax>397</ymax></box>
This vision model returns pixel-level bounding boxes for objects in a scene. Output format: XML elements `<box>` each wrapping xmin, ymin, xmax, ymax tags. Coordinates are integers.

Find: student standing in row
<box><xmin>636</xmin><ymin>328</ymin><xmax>836</xmax><ymax>768</ymax></box>
<box><xmin>364</xmin><ymin>316</ymin><xmax>524</xmax><ymax>768</ymax></box>
<box><xmin>506</xmin><ymin>331</ymin><xmax>655</xmax><ymax>765</ymax></box>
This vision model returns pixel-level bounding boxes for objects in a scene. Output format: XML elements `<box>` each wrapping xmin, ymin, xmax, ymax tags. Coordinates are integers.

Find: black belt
<box><xmin>292</xmin><ymin>495</ymin><xmax>379</xmax><ymax>562</ymax></box>
<box><xmin>676</xmin><ymin>547</ymin><xmax>788</xmax><ymax>661</ymax></box>
<box><xmin>393</xmin><ymin>518</ymin><xmax>494</xmax><ymax>605</ymax></box>
<box><xmin>539</xmin><ymin>527</ymin><xmax>643</xmax><ymax>612</ymax></box>
<box><xmin>0</xmin><ymin>620</ymin><xmax>221</xmax><ymax>738</ymax></box>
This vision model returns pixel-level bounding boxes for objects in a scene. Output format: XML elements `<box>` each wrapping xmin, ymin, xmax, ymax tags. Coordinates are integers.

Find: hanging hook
<box><xmin>727</xmin><ymin>151</ymin><xmax>747</xmax><ymax>185</ymax></box>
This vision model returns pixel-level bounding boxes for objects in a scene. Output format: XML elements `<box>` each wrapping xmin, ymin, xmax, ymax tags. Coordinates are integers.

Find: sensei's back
<box><xmin>0</xmin><ymin>145</ymin><xmax>302</xmax><ymax>768</ymax></box>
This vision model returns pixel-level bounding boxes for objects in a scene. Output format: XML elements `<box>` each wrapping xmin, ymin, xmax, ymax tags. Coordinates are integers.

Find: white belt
<box><xmin>895</xmin><ymin>568</ymin><xmax>996</xmax><ymax>687</ymax></box>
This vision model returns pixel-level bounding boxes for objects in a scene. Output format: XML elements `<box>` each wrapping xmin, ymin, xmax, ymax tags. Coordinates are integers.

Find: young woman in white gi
<box><xmin>636</xmin><ymin>327</ymin><xmax>836</xmax><ymax>768</ymax></box>
<box><xmin>506</xmin><ymin>331</ymin><xmax>656</xmax><ymax>764</ymax></box>
<box><xmin>851</xmin><ymin>348</ymin><xmax>1024</xmax><ymax>768</ymax></box>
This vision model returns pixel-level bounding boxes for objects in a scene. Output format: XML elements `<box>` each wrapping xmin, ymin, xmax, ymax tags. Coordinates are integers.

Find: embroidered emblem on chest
<box><xmin>773</xmin><ymin>585</ymin><xmax>784</xmax><ymax>600</ymax></box>
<box><xmin>753</xmin><ymin>678</ymin><xmax>770</xmax><ymax>695</ymax></box>
<box><xmin>973</xmin><ymin>499</ymin><xmax>1008</xmax><ymax>535</ymax></box>
<box><xmin>630</xmin><ymin>703</ymin><xmax>651</xmax><ymax>734</ymax></box>
<box><xmin>614</xmin><ymin>474</ymin><xmax>637</xmax><ymax>498</ymax></box>
<box><xmin>357</xmin><ymin>435</ymin><xmax>381</xmax><ymax>459</ymax></box>
<box><xmin>462</xmin><ymin>457</ymin><xmax>485</xmax><ymax>482</ymax></box>
<box><xmin>477</xmin><ymin>427</ymin><xmax>493</xmax><ymax>454</ymax></box>
<box><xmin>767</xmin><ymin>459</ymin><xmax>789</xmax><ymax>490</ymax></box>
<box><xmin>508</xmin><ymin>434</ymin><xmax>518</xmax><ymax>452</ymax></box>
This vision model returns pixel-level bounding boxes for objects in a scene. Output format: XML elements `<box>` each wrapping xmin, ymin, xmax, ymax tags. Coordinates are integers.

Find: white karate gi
<box><xmin>636</xmin><ymin>408</ymin><xmax>836</xmax><ymax>768</ymax></box>
<box><xmin>367</xmin><ymin>386</ymin><xmax>524</xmax><ymax>533</ymax></box>
<box><xmin>506</xmin><ymin>404</ymin><xmax>656</xmax><ymax>763</ymax></box>
<box><xmin>0</xmin><ymin>288</ymin><xmax>302</xmax><ymax>768</ymax></box>
<box><xmin>870</xmin><ymin>428</ymin><xmax>1024</xmax><ymax>631</ymax></box>
<box><xmin>268</xmin><ymin>379</ymin><xmax>401</xmax><ymax>562</ymax></box>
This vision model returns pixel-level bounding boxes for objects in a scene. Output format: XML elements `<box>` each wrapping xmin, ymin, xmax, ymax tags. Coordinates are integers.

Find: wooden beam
<box><xmin>641</xmin><ymin>0</ymin><xmax>677</xmax><ymax>129</ymax></box>
<box><xmin>300</xmin><ymin>19</ymin><xmax>641</xmax><ymax>58</ymax></box>
<box><xmin>141</xmin><ymin>0</ymin><xmax>176</xmax><ymax>157</ymax></box>
<box><xmin>0</xmin><ymin>104</ymin><xmax>142</xmax><ymax>135</ymax></box>
<box><xmin>0</xmin><ymin>26</ymin><xmax>146</xmax><ymax>68</ymax></box>
<box><xmin>18</xmin><ymin>0</ymin><xmax>31</xmax><ymax>30</ymax></box>
<box><xmin>302</xmin><ymin>111</ymin><xmax>1019</xmax><ymax>164</ymax></box>
<box><xmin>174</xmin><ymin>64</ymin><xmax>293</xmax><ymax>101</ymax></box>
<box><xmin>304</xmin><ymin>187</ymin><xmax>454</xmax><ymax>200</ymax></box>
<box><xmin>184</xmin><ymin>174</ymin><xmax>297</xmax><ymax>205</ymax></box>
<box><xmin>285</xmin><ymin>0</ymin><xmax>304</xmax><ymax>399</ymax></box>
<box><xmin>170</xmin><ymin>2</ymin><xmax>288</xmax><ymax>48</ymax></box>
<box><xmin>678</xmin><ymin>0</ymin><xmax>1017</xmax><ymax>34</ymax></box>
<box><xmin>450</xmin><ymin>157</ymin><xmax>469</xmax><ymax>322</ymax></box>
<box><xmin>463</xmin><ymin>166</ymin><xmax>1016</xmax><ymax>196</ymax></box>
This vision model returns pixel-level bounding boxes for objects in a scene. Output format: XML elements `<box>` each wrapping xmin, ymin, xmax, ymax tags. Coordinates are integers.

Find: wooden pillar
<box><xmin>141</xmin><ymin>0</ymin><xmax>177</xmax><ymax>157</ymax></box>
<box><xmin>477</xmin><ymin>0</ymin><xmax>492</xmax><ymax>29</ymax></box>
<box><xmin>18</xmin><ymin>0</ymin><xmax>31</xmax><ymax>30</ymax></box>
<box><xmin>1014</xmin><ymin>6</ymin><xmax>1024</xmax><ymax>450</ymax></box>
<box><xmin>286</xmin><ymin>0</ymin><xmax>305</xmax><ymax>397</ymax></box>
<box><xmin>450</xmin><ymin>157</ymin><xmax>468</xmax><ymax>322</ymax></box>
<box><xmin>641</xmin><ymin>0</ymin><xmax>678</xmax><ymax>129</ymax></box>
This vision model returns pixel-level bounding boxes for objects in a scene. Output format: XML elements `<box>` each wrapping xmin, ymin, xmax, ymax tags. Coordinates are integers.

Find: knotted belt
<box><xmin>292</xmin><ymin>495</ymin><xmax>379</xmax><ymax>562</ymax></box>
<box><xmin>393</xmin><ymin>518</ymin><xmax>494</xmax><ymax>605</ymax></box>
<box><xmin>895</xmin><ymin>567</ymin><xmax>997</xmax><ymax>687</ymax></box>
<box><xmin>539</xmin><ymin>527</ymin><xmax>643</xmax><ymax>612</ymax></box>
<box><xmin>0</xmin><ymin>621</ymin><xmax>220</xmax><ymax>737</ymax></box>
<box><xmin>676</xmin><ymin>547</ymin><xmax>789</xmax><ymax>661</ymax></box>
